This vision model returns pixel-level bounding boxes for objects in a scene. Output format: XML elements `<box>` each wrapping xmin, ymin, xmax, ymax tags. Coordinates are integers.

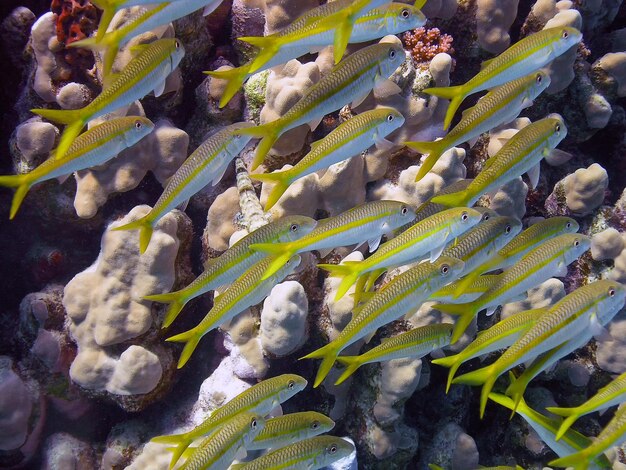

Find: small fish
<box><xmin>252</xmin><ymin>107</ymin><xmax>404</xmax><ymax>210</ymax></box>
<box><xmin>431</xmin><ymin>308</ymin><xmax>545</xmax><ymax>392</ymax></box>
<box><xmin>247</xmin><ymin>411</ymin><xmax>335</xmax><ymax>451</ymax></box>
<box><xmin>489</xmin><ymin>392</ymin><xmax>612</xmax><ymax>470</ymax></box>
<box><xmin>250</xmin><ymin>200</ymin><xmax>416</xmax><ymax>281</ymax></box>
<box><xmin>406</xmin><ymin>71</ymin><xmax>551</xmax><ymax>181</ymax></box>
<box><xmin>166</xmin><ymin>255</ymin><xmax>301</xmax><ymax>368</ymax></box>
<box><xmin>440</xmin><ymin>216</ymin><xmax>522</xmax><ymax>277</ymax></box>
<box><xmin>547</xmin><ymin>372</ymin><xmax>626</xmax><ymax>441</ymax></box>
<box><xmin>549</xmin><ymin>402</ymin><xmax>626</xmax><ymax>470</ymax></box>
<box><xmin>236</xmin><ymin>42</ymin><xmax>406</xmax><ymax>170</ymax></box>
<box><xmin>431</xmin><ymin>114</ymin><xmax>568</xmax><ymax>208</ymax></box>
<box><xmin>425</xmin><ymin>26</ymin><xmax>582</xmax><ymax>130</ymax></box>
<box><xmin>207</xmin><ymin>4</ymin><xmax>425</xmax><ymax>107</ymax></box>
<box><xmin>318</xmin><ymin>207</ymin><xmax>482</xmax><ymax>302</ymax></box>
<box><xmin>32</xmin><ymin>38</ymin><xmax>184</xmax><ymax>161</ymax></box>
<box><xmin>0</xmin><ymin>116</ymin><xmax>154</xmax><ymax>219</ymax></box>
<box><xmin>151</xmin><ymin>374</ymin><xmax>307</xmax><ymax>469</ymax></box>
<box><xmin>434</xmin><ymin>233</ymin><xmax>591</xmax><ymax>343</ymax></box>
<box><xmin>144</xmin><ymin>215</ymin><xmax>316</xmax><ymax>328</ymax></box>
<box><xmin>112</xmin><ymin>122</ymin><xmax>254</xmax><ymax>253</ymax></box>
<box><xmin>453</xmin><ymin>280</ymin><xmax>625</xmax><ymax>418</ymax></box>
<box><xmin>231</xmin><ymin>435</ymin><xmax>355</xmax><ymax>470</ymax></box>
<box><xmin>178</xmin><ymin>412</ymin><xmax>264</xmax><ymax>470</ymax></box>
<box><xmin>454</xmin><ymin>216</ymin><xmax>579</xmax><ymax>294</ymax></box>
<box><xmin>334</xmin><ymin>323</ymin><xmax>454</xmax><ymax>385</ymax></box>
<box><xmin>302</xmin><ymin>256</ymin><xmax>465</xmax><ymax>388</ymax></box>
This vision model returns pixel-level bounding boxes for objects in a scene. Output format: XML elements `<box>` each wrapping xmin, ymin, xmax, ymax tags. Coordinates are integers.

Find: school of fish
<box><xmin>1</xmin><ymin>0</ymin><xmax>624</xmax><ymax>468</ymax></box>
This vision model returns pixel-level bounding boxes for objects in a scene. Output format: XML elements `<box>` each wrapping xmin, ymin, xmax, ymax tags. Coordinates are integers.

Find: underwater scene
<box><xmin>1</xmin><ymin>0</ymin><xmax>626</xmax><ymax>468</ymax></box>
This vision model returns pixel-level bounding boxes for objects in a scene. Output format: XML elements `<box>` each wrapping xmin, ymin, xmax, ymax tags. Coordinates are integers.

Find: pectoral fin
<box><xmin>527</xmin><ymin>163</ymin><xmax>540</xmax><ymax>190</ymax></box>
<box><xmin>368</xmin><ymin>236</ymin><xmax>382</xmax><ymax>253</ymax></box>
<box><xmin>373</xmin><ymin>79</ymin><xmax>401</xmax><ymax>99</ymax></box>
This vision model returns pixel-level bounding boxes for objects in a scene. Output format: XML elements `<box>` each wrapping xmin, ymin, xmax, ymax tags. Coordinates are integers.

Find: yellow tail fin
<box><xmin>432</xmin><ymin>302</ymin><xmax>478</xmax><ymax>344</ymax></box>
<box><xmin>334</xmin><ymin>355</ymin><xmax>363</xmax><ymax>385</ymax></box>
<box><xmin>111</xmin><ymin>215</ymin><xmax>154</xmax><ymax>254</ymax></box>
<box><xmin>405</xmin><ymin>141</ymin><xmax>447</xmax><ymax>182</ymax></box>
<box><xmin>166</xmin><ymin>328</ymin><xmax>202</xmax><ymax>369</ymax></box>
<box><xmin>235</xmin><ymin>123</ymin><xmax>281</xmax><ymax>170</ymax></box>
<box><xmin>248</xmin><ymin>242</ymin><xmax>294</xmax><ymax>280</ymax></box>
<box><xmin>143</xmin><ymin>291</ymin><xmax>187</xmax><ymax>328</ymax></box>
<box><xmin>300</xmin><ymin>342</ymin><xmax>341</xmax><ymax>388</ymax></box>
<box><xmin>204</xmin><ymin>66</ymin><xmax>251</xmax><ymax>108</ymax></box>
<box><xmin>150</xmin><ymin>432</ymin><xmax>193</xmax><ymax>469</ymax></box>
<box><xmin>431</xmin><ymin>353</ymin><xmax>462</xmax><ymax>393</ymax></box>
<box><xmin>453</xmin><ymin>364</ymin><xmax>498</xmax><ymax>418</ymax></box>
<box><xmin>0</xmin><ymin>174</ymin><xmax>32</xmax><ymax>219</ymax></box>
<box><xmin>429</xmin><ymin>190</ymin><xmax>471</xmax><ymax>209</ymax></box>
<box><xmin>250</xmin><ymin>171</ymin><xmax>292</xmax><ymax>210</ymax></box>
<box><xmin>317</xmin><ymin>262</ymin><xmax>362</xmax><ymax>302</ymax></box>
<box><xmin>545</xmin><ymin>408</ymin><xmax>580</xmax><ymax>441</ymax></box>
<box><xmin>422</xmin><ymin>85</ymin><xmax>466</xmax><ymax>131</ymax></box>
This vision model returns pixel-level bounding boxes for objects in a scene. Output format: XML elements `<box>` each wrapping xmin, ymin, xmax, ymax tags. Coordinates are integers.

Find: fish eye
<box><xmin>287</xmin><ymin>380</ymin><xmax>295</xmax><ymax>390</ymax></box>
<box><xmin>401</xmin><ymin>8</ymin><xmax>410</xmax><ymax>18</ymax></box>
<box><xmin>461</xmin><ymin>211</ymin><xmax>469</xmax><ymax>221</ymax></box>
<box><xmin>175</xmin><ymin>40</ymin><xmax>180</xmax><ymax>48</ymax></box>
<box><xmin>562</xmin><ymin>30</ymin><xmax>569</xmax><ymax>39</ymax></box>
<box><xmin>482</xmin><ymin>213</ymin><xmax>490</xmax><ymax>221</ymax></box>
<box><xmin>290</xmin><ymin>224</ymin><xmax>298</xmax><ymax>233</ymax></box>
<box><xmin>311</xmin><ymin>421</ymin><xmax>320</xmax><ymax>429</ymax></box>
<box><xmin>387</xmin><ymin>114</ymin><xmax>394</xmax><ymax>122</ymax></box>
<box><xmin>134</xmin><ymin>120</ymin><xmax>143</xmax><ymax>129</ymax></box>
<box><xmin>555</xmin><ymin>123</ymin><xmax>561</xmax><ymax>133</ymax></box>
<box><xmin>389</xmin><ymin>49</ymin><xmax>396</xmax><ymax>59</ymax></box>
<box><xmin>329</xmin><ymin>444</ymin><xmax>338</xmax><ymax>454</ymax></box>
<box><xmin>574</xmin><ymin>239</ymin><xmax>580</xmax><ymax>246</ymax></box>
<box><xmin>401</xmin><ymin>205</ymin><xmax>408</xmax><ymax>215</ymax></box>
<box><xmin>609</xmin><ymin>288</ymin><xmax>616</xmax><ymax>297</ymax></box>
<box><xmin>441</xmin><ymin>264</ymin><xmax>450</xmax><ymax>275</ymax></box>
<box><xmin>505</xmin><ymin>225</ymin><xmax>512</xmax><ymax>234</ymax></box>
<box><xmin>536</xmin><ymin>73</ymin><xmax>542</xmax><ymax>84</ymax></box>
<box><xmin>566</xmin><ymin>222</ymin><xmax>572</xmax><ymax>229</ymax></box>
<box><xmin>250</xmin><ymin>418</ymin><xmax>257</xmax><ymax>429</ymax></box>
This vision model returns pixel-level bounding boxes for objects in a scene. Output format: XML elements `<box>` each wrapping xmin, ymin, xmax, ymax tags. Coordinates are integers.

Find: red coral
<box><xmin>50</xmin><ymin>0</ymin><xmax>98</xmax><ymax>46</ymax></box>
<box><xmin>402</xmin><ymin>27</ymin><xmax>454</xmax><ymax>65</ymax></box>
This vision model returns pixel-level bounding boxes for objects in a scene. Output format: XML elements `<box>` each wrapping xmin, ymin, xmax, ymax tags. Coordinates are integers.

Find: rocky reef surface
<box><xmin>0</xmin><ymin>0</ymin><xmax>626</xmax><ymax>469</ymax></box>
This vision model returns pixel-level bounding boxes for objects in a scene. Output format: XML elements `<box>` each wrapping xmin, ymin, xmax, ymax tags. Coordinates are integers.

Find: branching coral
<box><xmin>402</xmin><ymin>27</ymin><xmax>454</xmax><ymax>66</ymax></box>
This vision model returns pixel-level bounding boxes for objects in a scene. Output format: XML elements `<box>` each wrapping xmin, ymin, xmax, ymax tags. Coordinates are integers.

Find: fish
<box><xmin>32</xmin><ymin>38</ymin><xmax>184</xmax><ymax>161</ymax></box>
<box><xmin>247</xmin><ymin>411</ymin><xmax>335</xmax><ymax>451</ymax></box>
<box><xmin>431</xmin><ymin>308</ymin><xmax>545</xmax><ymax>392</ymax></box>
<box><xmin>112</xmin><ymin>122</ymin><xmax>254</xmax><ymax>253</ymax></box>
<box><xmin>430</xmin><ymin>114</ymin><xmax>568</xmax><ymax>208</ymax></box>
<box><xmin>206</xmin><ymin>4</ymin><xmax>426</xmax><ymax>107</ymax></box>
<box><xmin>547</xmin><ymin>373</ymin><xmax>626</xmax><ymax>441</ymax></box>
<box><xmin>424</xmin><ymin>26</ymin><xmax>583</xmax><ymax>130</ymax></box>
<box><xmin>89</xmin><ymin>0</ymin><xmax>220</xmax><ymax>43</ymax></box>
<box><xmin>151</xmin><ymin>374</ymin><xmax>307</xmax><ymax>469</ymax></box>
<box><xmin>250</xmin><ymin>200</ymin><xmax>416</xmax><ymax>281</ymax></box>
<box><xmin>434</xmin><ymin>233</ymin><xmax>591</xmax><ymax>343</ymax></box>
<box><xmin>439</xmin><ymin>216</ymin><xmax>522</xmax><ymax>277</ymax></box>
<box><xmin>334</xmin><ymin>323</ymin><xmax>454</xmax><ymax>385</ymax></box>
<box><xmin>166</xmin><ymin>255</ymin><xmax>301</xmax><ymax>368</ymax></box>
<box><xmin>251</xmin><ymin>107</ymin><xmax>404</xmax><ymax>210</ymax></box>
<box><xmin>177</xmin><ymin>412</ymin><xmax>264</xmax><ymax>470</ymax></box>
<box><xmin>318</xmin><ymin>207</ymin><xmax>483</xmax><ymax>302</ymax></box>
<box><xmin>144</xmin><ymin>215</ymin><xmax>317</xmax><ymax>328</ymax></box>
<box><xmin>453</xmin><ymin>280</ymin><xmax>625</xmax><ymax>418</ymax></box>
<box><xmin>0</xmin><ymin>116</ymin><xmax>154</xmax><ymax>219</ymax></box>
<box><xmin>302</xmin><ymin>256</ymin><xmax>465</xmax><ymax>388</ymax></box>
<box><xmin>489</xmin><ymin>392</ymin><xmax>612</xmax><ymax>470</ymax></box>
<box><xmin>406</xmin><ymin>71</ymin><xmax>551</xmax><ymax>181</ymax></box>
<box><xmin>230</xmin><ymin>435</ymin><xmax>355</xmax><ymax>470</ymax></box>
<box><xmin>549</xmin><ymin>402</ymin><xmax>626</xmax><ymax>470</ymax></box>
<box><xmin>236</xmin><ymin>41</ymin><xmax>406</xmax><ymax>170</ymax></box>
<box><xmin>453</xmin><ymin>216</ymin><xmax>579</xmax><ymax>295</ymax></box>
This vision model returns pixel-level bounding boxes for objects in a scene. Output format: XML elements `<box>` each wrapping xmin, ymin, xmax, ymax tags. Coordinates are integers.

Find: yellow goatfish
<box><xmin>247</xmin><ymin>411</ymin><xmax>335</xmax><ymax>451</ymax></box>
<box><xmin>426</xmin><ymin>27</ymin><xmax>582</xmax><ymax>130</ymax></box>
<box><xmin>454</xmin><ymin>280</ymin><xmax>626</xmax><ymax>418</ymax></box>
<box><xmin>237</xmin><ymin>41</ymin><xmax>406</xmax><ymax>170</ymax></box>
<box><xmin>0</xmin><ymin>116</ymin><xmax>154</xmax><ymax>219</ymax></box>
<box><xmin>252</xmin><ymin>107</ymin><xmax>404</xmax><ymax>210</ymax></box>
<box><xmin>152</xmin><ymin>374</ymin><xmax>307</xmax><ymax>469</ymax></box>
<box><xmin>113</xmin><ymin>122</ymin><xmax>254</xmax><ymax>253</ymax></box>
<box><xmin>32</xmin><ymin>38</ymin><xmax>184</xmax><ymax>161</ymax></box>
<box><xmin>406</xmin><ymin>71</ymin><xmax>551</xmax><ymax>181</ymax></box>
